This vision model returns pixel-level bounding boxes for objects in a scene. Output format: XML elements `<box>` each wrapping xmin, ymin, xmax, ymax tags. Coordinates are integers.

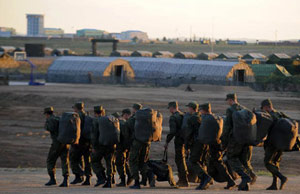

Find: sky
<box><xmin>0</xmin><ymin>0</ymin><xmax>299</xmax><ymax>40</ymax></box>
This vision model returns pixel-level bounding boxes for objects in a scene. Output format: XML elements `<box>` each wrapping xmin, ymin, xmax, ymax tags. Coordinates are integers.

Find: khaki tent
<box><xmin>131</xmin><ymin>50</ymin><xmax>152</xmax><ymax>57</ymax></box>
<box><xmin>174</xmin><ymin>52</ymin><xmax>196</xmax><ymax>59</ymax></box>
<box><xmin>153</xmin><ymin>51</ymin><xmax>174</xmax><ymax>58</ymax></box>
<box><xmin>110</xmin><ymin>50</ymin><xmax>132</xmax><ymax>57</ymax></box>
<box><xmin>197</xmin><ymin>52</ymin><xmax>218</xmax><ymax>60</ymax></box>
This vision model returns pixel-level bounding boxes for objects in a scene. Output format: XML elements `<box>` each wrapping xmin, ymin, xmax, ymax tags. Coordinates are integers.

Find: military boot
<box><xmin>59</xmin><ymin>176</ymin><xmax>69</xmax><ymax>187</ymax></box>
<box><xmin>177</xmin><ymin>175</ymin><xmax>189</xmax><ymax>187</ymax></box>
<box><xmin>196</xmin><ymin>174</ymin><xmax>212</xmax><ymax>190</ymax></box>
<box><xmin>70</xmin><ymin>174</ymin><xmax>83</xmax><ymax>184</ymax></box>
<box><xmin>238</xmin><ymin>176</ymin><xmax>251</xmax><ymax>191</ymax></box>
<box><xmin>266</xmin><ymin>175</ymin><xmax>278</xmax><ymax>190</ymax></box>
<box><xmin>45</xmin><ymin>173</ymin><xmax>57</xmax><ymax>186</ymax></box>
<box><xmin>224</xmin><ymin>179</ymin><xmax>236</xmax><ymax>190</ymax></box>
<box><xmin>94</xmin><ymin>173</ymin><xmax>106</xmax><ymax>187</ymax></box>
<box><xmin>116</xmin><ymin>176</ymin><xmax>126</xmax><ymax>187</ymax></box>
<box><xmin>81</xmin><ymin>176</ymin><xmax>91</xmax><ymax>186</ymax></box>
<box><xmin>276</xmin><ymin>172</ymin><xmax>288</xmax><ymax>190</ymax></box>
<box><xmin>129</xmin><ymin>179</ymin><xmax>141</xmax><ymax>189</ymax></box>
<box><xmin>148</xmin><ymin>171</ymin><xmax>156</xmax><ymax>188</ymax></box>
<box><xmin>103</xmin><ymin>176</ymin><xmax>112</xmax><ymax>188</ymax></box>
<box><xmin>127</xmin><ymin>171</ymin><xmax>134</xmax><ymax>186</ymax></box>
<box><xmin>249</xmin><ymin>171</ymin><xmax>257</xmax><ymax>185</ymax></box>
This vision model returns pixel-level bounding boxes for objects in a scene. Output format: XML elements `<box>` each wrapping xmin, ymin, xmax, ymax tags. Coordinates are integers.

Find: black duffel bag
<box><xmin>57</xmin><ymin>112</ymin><xmax>81</xmax><ymax>144</ymax></box>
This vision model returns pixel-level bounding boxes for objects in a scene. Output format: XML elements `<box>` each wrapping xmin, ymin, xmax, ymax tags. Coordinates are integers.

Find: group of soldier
<box><xmin>43</xmin><ymin>93</ymin><xmax>292</xmax><ymax>191</ymax></box>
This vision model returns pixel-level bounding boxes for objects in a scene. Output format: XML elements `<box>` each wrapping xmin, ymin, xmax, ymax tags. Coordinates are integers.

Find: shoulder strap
<box><xmin>162</xmin><ymin>148</ymin><xmax>168</xmax><ymax>162</ymax></box>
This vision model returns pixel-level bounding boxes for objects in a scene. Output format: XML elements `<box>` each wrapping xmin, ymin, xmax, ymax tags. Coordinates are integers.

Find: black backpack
<box><xmin>198</xmin><ymin>114</ymin><xmax>223</xmax><ymax>145</ymax></box>
<box><xmin>98</xmin><ymin>116</ymin><xmax>120</xmax><ymax>146</ymax></box>
<box><xmin>82</xmin><ymin>115</ymin><xmax>93</xmax><ymax>140</ymax></box>
<box><xmin>57</xmin><ymin>112</ymin><xmax>81</xmax><ymax>144</ymax></box>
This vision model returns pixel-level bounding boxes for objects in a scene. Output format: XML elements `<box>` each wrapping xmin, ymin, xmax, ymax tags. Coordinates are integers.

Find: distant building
<box><xmin>110</xmin><ymin>33</ymin><xmax>121</xmax><ymax>40</ymax></box>
<box><xmin>0</xmin><ymin>27</ymin><xmax>16</xmax><ymax>37</ymax></box>
<box><xmin>227</xmin><ymin>40</ymin><xmax>247</xmax><ymax>45</ymax></box>
<box><xmin>242</xmin><ymin>53</ymin><xmax>267</xmax><ymax>64</ymax></box>
<box><xmin>76</xmin><ymin>29</ymin><xmax>108</xmax><ymax>38</ymax></box>
<box><xmin>44</xmin><ymin>28</ymin><xmax>64</xmax><ymax>37</ymax></box>
<box><xmin>27</xmin><ymin>14</ymin><xmax>44</xmax><ymax>36</ymax></box>
<box><xmin>216</xmin><ymin>53</ymin><xmax>242</xmax><ymax>61</ymax></box>
<box><xmin>120</xmin><ymin>30</ymin><xmax>148</xmax><ymax>41</ymax></box>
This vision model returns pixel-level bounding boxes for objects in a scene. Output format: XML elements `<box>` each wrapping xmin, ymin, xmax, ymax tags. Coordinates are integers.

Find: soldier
<box><xmin>91</xmin><ymin>105</ymin><xmax>116</xmax><ymax>188</ymax></box>
<box><xmin>44</xmin><ymin>107</ymin><xmax>70</xmax><ymax>187</ymax></box>
<box><xmin>185</xmin><ymin>101</ymin><xmax>211</xmax><ymax>190</ymax></box>
<box><xmin>70</xmin><ymin>102</ymin><xmax>92</xmax><ymax>185</ymax></box>
<box><xmin>222</xmin><ymin>94</ymin><xmax>256</xmax><ymax>191</ymax></box>
<box><xmin>261</xmin><ymin>99</ymin><xmax>288</xmax><ymax>190</ymax></box>
<box><xmin>115</xmin><ymin>109</ymin><xmax>133</xmax><ymax>187</ymax></box>
<box><xmin>199</xmin><ymin>103</ymin><xmax>236</xmax><ymax>190</ymax></box>
<box><xmin>127</xmin><ymin>103</ymin><xmax>153</xmax><ymax>189</ymax></box>
<box><xmin>164</xmin><ymin>101</ymin><xmax>189</xmax><ymax>187</ymax></box>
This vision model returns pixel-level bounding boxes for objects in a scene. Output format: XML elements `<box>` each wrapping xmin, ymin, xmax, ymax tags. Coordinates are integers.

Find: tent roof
<box><xmin>243</xmin><ymin>53</ymin><xmax>266</xmax><ymax>59</ymax></box>
<box><xmin>250</xmin><ymin>64</ymin><xmax>291</xmax><ymax>77</ymax></box>
<box><xmin>270</xmin><ymin>53</ymin><xmax>291</xmax><ymax>59</ymax></box>
<box><xmin>217</xmin><ymin>52</ymin><xmax>242</xmax><ymax>59</ymax></box>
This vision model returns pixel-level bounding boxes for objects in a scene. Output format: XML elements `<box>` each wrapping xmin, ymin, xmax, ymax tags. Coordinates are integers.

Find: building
<box><xmin>44</xmin><ymin>28</ymin><xmax>64</xmax><ymax>37</ymax></box>
<box><xmin>267</xmin><ymin>53</ymin><xmax>292</xmax><ymax>66</ymax></box>
<box><xmin>153</xmin><ymin>51</ymin><xmax>174</xmax><ymax>58</ymax></box>
<box><xmin>131</xmin><ymin>51</ymin><xmax>152</xmax><ymax>57</ymax></box>
<box><xmin>216</xmin><ymin>53</ymin><xmax>242</xmax><ymax>61</ymax></box>
<box><xmin>174</xmin><ymin>52</ymin><xmax>197</xmax><ymax>59</ymax></box>
<box><xmin>227</xmin><ymin>40</ymin><xmax>247</xmax><ymax>45</ymax></box>
<box><xmin>242</xmin><ymin>53</ymin><xmax>267</xmax><ymax>64</ymax></box>
<box><xmin>47</xmin><ymin>57</ymin><xmax>255</xmax><ymax>84</ymax></box>
<box><xmin>27</xmin><ymin>14</ymin><xmax>44</xmax><ymax>36</ymax></box>
<box><xmin>120</xmin><ymin>30</ymin><xmax>148</xmax><ymax>41</ymax></box>
<box><xmin>250</xmin><ymin>64</ymin><xmax>291</xmax><ymax>81</ymax></box>
<box><xmin>110</xmin><ymin>50</ymin><xmax>132</xmax><ymax>57</ymax></box>
<box><xmin>76</xmin><ymin>29</ymin><xmax>108</xmax><ymax>38</ymax></box>
<box><xmin>110</xmin><ymin>33</ymin><xmax>121</xmax><ymax>40</ymax></box>
<box><xmin>197</xmin><ymin>52</ymin><xmax>218</xmax><ymax>60</ymax></box>
<box><xmin>0</xmin><ymin>27</ymin><xmax>16</xmax><ymax>37</ymax></box>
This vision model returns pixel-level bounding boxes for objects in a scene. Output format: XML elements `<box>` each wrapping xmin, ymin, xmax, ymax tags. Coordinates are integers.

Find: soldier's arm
<box><xmin>166</xmin><ymin>115</ymin><xmax>177</xmax><ymax>144</ymax></box>
<box><xmin>45</xmin><ymin>118</ymin><xmax>56</xmax><ymax>133</ymax></box>
<box><xmin>221</xmin><ymin>108</ymin><xmax>233</xmax><ymax>147</ymax></box>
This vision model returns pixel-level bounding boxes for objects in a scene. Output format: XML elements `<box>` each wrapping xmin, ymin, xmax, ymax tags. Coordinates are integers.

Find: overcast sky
<box><xmin>0</xmin><ymin>0</ymin><xmax>299</xmax><ymax>40</ymax></box>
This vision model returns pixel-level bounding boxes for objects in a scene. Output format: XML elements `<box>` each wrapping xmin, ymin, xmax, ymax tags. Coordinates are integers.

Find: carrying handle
<box><xmin>162</xmin><ymin>147</ymin><xmax>168</xmax><ymax>162</ymax></box>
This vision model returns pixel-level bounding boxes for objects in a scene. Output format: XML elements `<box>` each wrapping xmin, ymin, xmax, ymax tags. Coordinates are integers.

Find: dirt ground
<box><xmin>0</xmin><ymin>83</ymin><xmax>300</xmax><ymax>177</ymax></box>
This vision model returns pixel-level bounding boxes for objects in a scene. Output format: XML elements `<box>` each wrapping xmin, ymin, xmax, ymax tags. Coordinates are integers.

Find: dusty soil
<box><xmin>1</xmin><ymin>168</ymin><xmax>300</xmax><ymax>194</ymax></box>
<box><xmin>0</xmin><ymin>83</ymin><xmax>300</xmax><ymax>176</ymax></box>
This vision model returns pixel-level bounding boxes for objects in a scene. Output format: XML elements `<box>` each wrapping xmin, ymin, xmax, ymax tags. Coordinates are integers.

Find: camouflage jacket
<box><xmin>166</xmin><ymin>111</ymin><xmax>184</xmax><ymax>143</ymax></box>
<box><xmin>185</xmin><ymin>112</ymin><xmax>201</xmax><ymax>144</ymax></box>
<box><xmin>44</xmin><ymin>115</ymin><xmax>60</xmax><ymax>142</ymax></box>
<box><xmin>125</xmin><ymin>114</ymin><xmax>136</xmax><ymax>145</ymax></box>
<box><xmin>91</xmin><ymin>117</ymin><xmax>100</xmax><ymax>148</ymax></box>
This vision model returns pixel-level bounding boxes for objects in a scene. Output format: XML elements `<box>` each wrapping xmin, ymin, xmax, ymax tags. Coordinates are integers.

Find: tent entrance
<box><xmin>236</xmin><ymin>69</ymin><xmax>245</xmax><ymax>82</ymax></box>
<box><xmin>115</xmin><ymin>65</ymin><xmax>124</xmax><ymax>83</ymax></box>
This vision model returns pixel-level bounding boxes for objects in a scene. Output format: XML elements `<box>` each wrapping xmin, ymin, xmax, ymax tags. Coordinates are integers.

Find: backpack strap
<box><xmin>162</xmin><ymin>148</ymin><xmax>168</xmax><ymax>162</ymax></box>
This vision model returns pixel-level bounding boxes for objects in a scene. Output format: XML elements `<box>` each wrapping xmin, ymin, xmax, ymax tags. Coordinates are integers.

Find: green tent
<box><xmin>250</xmin><ymin>64</ymin><xmax>291</xmax><ymax>78</ymax></box>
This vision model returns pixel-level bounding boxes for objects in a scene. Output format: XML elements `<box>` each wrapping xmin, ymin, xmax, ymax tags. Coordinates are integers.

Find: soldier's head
<box><xmin>226</xmin><ymin>93</ymin><xmax>237</xmax><ymax>106</ymax></box>
<box><xmin>112</xmin><ymin>112</ymin><xmax>121</xmax><ymax>119</ymax></box>
<box><xmin>44</xmin><ymin>107</ymin><xmax>54</xmax><ymax>118</ymax></box>
<box><xmin>132</xmin><ymin>103</ymin><xmax>142</xmax><ymax>114</ymax></box>
<box><xmin>168</xmin><ymin>101</ymin><xmax>178</xmax><ymax>113</ymax></box>
<box><xmin>261</xmin><ymin>99</ymin><xmax>273</xmax><ymax>112</ymax></box>
<box><xmin>199</xmin><ymin>103</ymin><xmax>211</xmax><ymax>114</ymax></box>
<box><xmin>73</xmin><ymin>102</ymin><xmax>84</xmax><ymax>112</ymax></box>
<box><xmin>186</xmin><ymin>102</ymin><xmax>198</xmax><ymax>114</ymax></box>
<box><xmin>121</xmin><ymin>108</ymin><xmax>131</xmax><ymax>120</ymax></box>
<box><xmin>94</xmin><ymin>106</ymin><xmax>104</xmax><ymax>117</ymax></box>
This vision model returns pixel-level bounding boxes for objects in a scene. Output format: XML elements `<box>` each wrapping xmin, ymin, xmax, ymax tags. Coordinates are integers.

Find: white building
<box><xmin>120</xmin><ymin>30</ymin><xmax>148</xmax><ymax>41</ymax></box>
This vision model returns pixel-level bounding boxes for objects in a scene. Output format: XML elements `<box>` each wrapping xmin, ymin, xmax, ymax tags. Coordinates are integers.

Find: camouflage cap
<box><xmin>94</xmin><ymin>105</ymin><xmax>103</xmax><ymax>113</ymax></box>
<box><xmin>186</xmin><ymin>101</ymin><xmax>199</xmax><ymax>110</ymax></box>
<box><xmin>112</xmin><ymin>112</ymin><xmax>121</xmax><ymax>118</ymax></box>
<box><xmin>261</xmin><ymin>99</ymin><xmax>273</xmax><ymax>109</ymax></box>
<box><xmin>168</xmin><ymin>101</ymin><xmax>178</xmax><ymax>109</ymax></box>
<box><xmin>73</xmin><ymin>102</ymin><xmax>84</xmax><ymax>110</ymax></box>
<box><xmin>225</xmin><ymin>93</ymin><xmax>237</xmax><ymax>101</ymax></box>
<box><xmin>122</xmin><ymin>108</ymin><xmax>131</xmax><ymax>116</ymax></box>
<box><xmin>44</xmin><ymin>107</ymin><xmax>54</xmax><ymax>114</ymax></box>
<box><xmin>132</xmin><ymin>103</ymin><xmax>143</xmax><ymax>110</ymax></box>
<box><xmin>199</xmin><ymin>103</ymin><xmax>211</xmax><ymax>112</ymax></box>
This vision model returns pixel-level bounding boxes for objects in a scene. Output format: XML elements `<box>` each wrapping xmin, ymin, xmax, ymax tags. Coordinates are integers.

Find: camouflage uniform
<box><xmin>166</xmin><ymin>111</ymin><xmax>188</xmax><ymax>182</ymax></box>
<box><xmin>222</xmin><ymin>103</ymin><xmax>254</xmax><ymax>181</ymax></box>
<box><xmin>46</xmin><ymin>115</ymin><xmax>70</xmax><ymax>177</ymax></box>
<box><xmin>264</xmin><ymin>110</ymin><xmax>284</xmax><ymax>178</ymax></box>
<box><xmin>116</xmin><ymin>119</ymin><xmax>131</xmax><ymax>180</ymax></box>
<box><xmin>91</xmin><ymin>116</ymin><xmax>116</xmax><ymax>178</ymax></box>
<box><xmin>127</xmin><ymin>114</ymin><xmax>151</xmax><ymax>181</ymax></box>
<box><xmin>186</xmin><ymin>112</ymin><xmax>209</xmax><ymax>180</ymax></box>
<box><xmin>70</xmin><ymin>110</ymin><xmax>92</xmax><ymax>178</ymax></box>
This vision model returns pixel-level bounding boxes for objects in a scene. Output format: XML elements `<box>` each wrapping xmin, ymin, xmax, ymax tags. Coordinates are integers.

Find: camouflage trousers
<box><xmin>91</xmin><ymin>145</ymin><xmax>116</xmax><ymax>178</ymax></box>
<box><xmin>70</xmin><ymin>140</ymin><xmax>92</xmax><ymax>177</ymax></box>
<box><xmin>174</xmin><ymin>137</ymin><xmax>188</xmax><ymax>180</ymax></box>
<box><xmin>129</xmin><ymin>139</ymin><xmax>151</xmax><ymax>180</ymax></box>
<box><xmin>227</xmin><ymin>138</ymin><xmax>254</xmax><ymax>179</ymax></box>
<box><xmin>264</xmin><ymin>143</ymin><xmax>282</xmax><ymax>176</ymax></box>
<box><xmin>47</xmin><ymin>140</ymin><xmax>70</xmax><ymax>177</ymax></box>
<box><xmin>189</xmin><ymin>140</ymin><xmax>209</xmax><ymax>178</ymax></box>
<box><xmin>115</xmin><ymin>145</ymin><xmax>130</xmax><ymax>178</ymax></box>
